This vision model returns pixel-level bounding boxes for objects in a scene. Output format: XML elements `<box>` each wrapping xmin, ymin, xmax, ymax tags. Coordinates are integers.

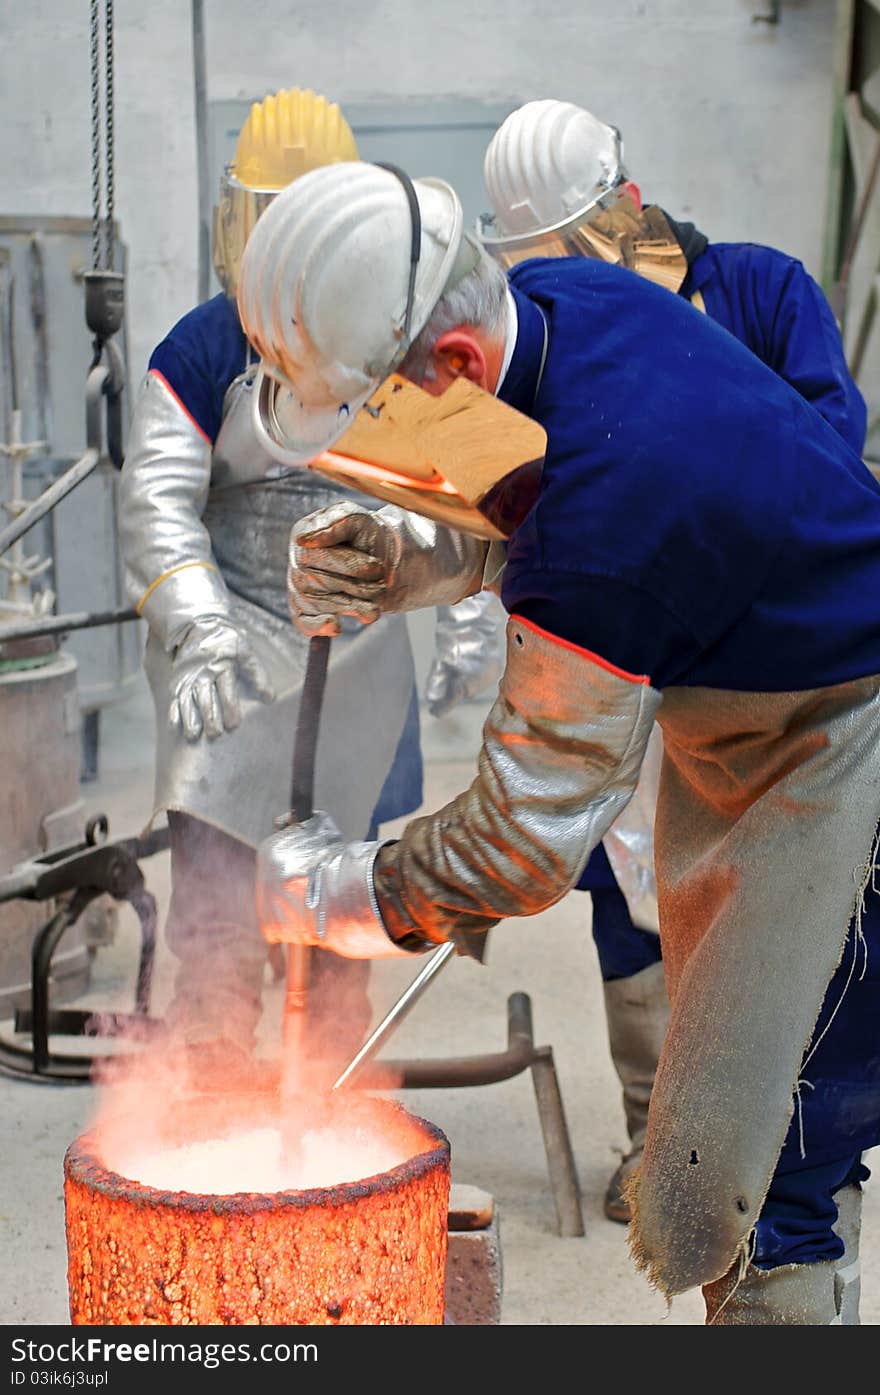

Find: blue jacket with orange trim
<box><xmin>148</xmin><ymin>293</ymin><xmax>247</xmax><ymax>443</ymax></box>
<box><xmin>578</xmin><ymin>234</ymin><xmax>865</xmax><ymax>892</ymax></box>
<box><xmin>683</xmin><ymin>240</ymin><xmax>866</xmax><ymax>455</ymax></box>
<box><xmin>500</xmin><ymin>258</ymin><xmax>880</xmax><ymax>692</ymax></box>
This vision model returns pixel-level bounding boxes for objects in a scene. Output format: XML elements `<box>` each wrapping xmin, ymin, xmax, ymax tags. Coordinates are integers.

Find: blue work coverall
<box><xmin>499</xmin><ymin>257</ymin><xmax>878</xmax><ymax>1268</ymax></box>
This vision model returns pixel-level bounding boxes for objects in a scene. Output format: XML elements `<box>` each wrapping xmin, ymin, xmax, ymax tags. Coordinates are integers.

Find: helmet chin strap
<box><xmin>373</xmin><ymin>163</ymin><xmax>422</xmax><ymax>344</ymax></box>
<box><xmin>372</xmin><ymin>161</ymin><xmax>481</xmax><ymax>364</ymax></box>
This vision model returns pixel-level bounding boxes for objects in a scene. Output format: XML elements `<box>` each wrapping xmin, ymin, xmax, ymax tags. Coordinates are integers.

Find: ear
<box><xmin>431</xmin><ymin>330</ymin><xmax>489</xmax><ymax>389</ymax></box>
<box><xmin>621</xmin><ymin>180</ymin><xmax>642</xmax><ymax>211</ymax></box>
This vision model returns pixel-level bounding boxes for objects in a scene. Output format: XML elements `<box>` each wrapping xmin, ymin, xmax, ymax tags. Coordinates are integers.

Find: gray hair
<box><xmin>399</xmin><ymin>248</ymin><xmax>509</xmax><ymax>384</ymax></box>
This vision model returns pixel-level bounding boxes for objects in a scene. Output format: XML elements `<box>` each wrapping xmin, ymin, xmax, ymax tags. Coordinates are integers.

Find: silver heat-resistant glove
<box><xmin>425</xmin><ymin>593</ymin><xmax>506</xmax><ymax>717</ymax></box>
<box><xmin>287</xmin><ymin>500</ymin><xmax>487</xmax><ymax>637</ymax></box>
<box><xmin>169</xmin><ymin>615</ymin><xmax>275</xmax><ymax>741</ymax></box>
<box><xmin>120</xmin><ymin>371</ymin><xmax>277</xmax><ymax>743</ymax></box>
<box><xmin>256</xmin><ymin>810</ymin><xmax>418</xmax><ymax>959</ymax></box>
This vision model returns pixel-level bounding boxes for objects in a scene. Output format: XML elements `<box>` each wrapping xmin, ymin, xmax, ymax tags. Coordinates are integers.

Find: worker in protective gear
<box><xmin>237</xmin><ymin>161</ymin><xmax>880</xmax><ymax>1325</ymax></box>
<box><xmin>476</xmin><ymin>98</ymin><xmax>869</xmax><ymax>1223</ymax></box>
<box><xmin>424</xmin><ymin>591</ymin><xmax>504</xmax><ymax>718</ymax></box>
<box><xmin>119</xmin><ymin>90</ymin><xmax>438</xmax><ymax>1080</ymax></box>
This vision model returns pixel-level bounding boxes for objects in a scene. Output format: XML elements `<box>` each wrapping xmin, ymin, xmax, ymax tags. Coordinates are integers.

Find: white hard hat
<box><xmin>483</xmin><ymin>99</ymin><xmax>624</xmax><ymax>236</ymax></box>
<box><xmin>237</xmin><ymin>161</ymin><xmax>467</xmax><ymax>463</ymax></box>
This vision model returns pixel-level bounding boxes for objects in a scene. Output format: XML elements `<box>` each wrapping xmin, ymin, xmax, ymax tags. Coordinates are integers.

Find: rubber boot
<box><xmin>703</xmin><ymin>1184</ymin><xmax>862</xmax><ymax>1325</ymax></box>
<box><xmin>602</xmin><ymin>959</ymin><xmax>670</xmax><ymax>1223</ymax></box>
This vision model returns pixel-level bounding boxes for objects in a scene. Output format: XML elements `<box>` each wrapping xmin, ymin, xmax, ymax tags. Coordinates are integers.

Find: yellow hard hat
<box><xmin>213</xmin><ymin>87</ymin><xmax>359</xmax><ymax>296</ymax></box>
<box><xmin>233</xmin><ymin>87</ymin><xmax>359</xmax><ymax>189</ymax></box>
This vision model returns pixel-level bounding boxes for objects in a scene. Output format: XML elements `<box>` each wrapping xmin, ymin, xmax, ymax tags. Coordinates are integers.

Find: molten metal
<box><xmin>64</xmin><ymin>1092</ymin><xmax>450</xmax><ymax>1325</ymax></box>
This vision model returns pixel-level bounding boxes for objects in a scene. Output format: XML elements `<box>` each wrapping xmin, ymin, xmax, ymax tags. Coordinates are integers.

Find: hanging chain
<box><xmin>89</xmin><ymin>0</ymin><xmax>102</xmax><ymax>271</ymax></box>
<box><xmin>104</xmin><ymin>0</ymin><xmax>115</xmax><ymax>269</ymax></box>
<box><xmin>89</xmin><ymin>0</ymin><xmax>115</xmax><ymax>272</ymax></box>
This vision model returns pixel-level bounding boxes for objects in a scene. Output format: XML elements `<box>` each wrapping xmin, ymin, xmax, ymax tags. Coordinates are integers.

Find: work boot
<box><xmin>831</xmin><ymin>1183</ymin><xmax>862</xmax><ymax>1324</ymax></box>
<box><xmin>602</xmin><ymin>959</ymin><xmax>670</xmax><ymax>1223</ymax></box>
<box><xmin>703</xmin><ymin>1184</ymin><xmax>862</xmax><ymax>1325</ymax></box>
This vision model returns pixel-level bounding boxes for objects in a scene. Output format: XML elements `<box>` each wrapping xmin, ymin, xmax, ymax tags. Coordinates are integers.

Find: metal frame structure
<box><xmin>350</xmin><ymin>981</ymin><xmax>584</xmax><ymax>1238</ymax></box>
<box><xmin>822</xmin><ymin>0</ymin><xmax>880</xmax><ymax>460</ymax></box>
<box><xmin>0</xmin><ymin>819</ymin><xmax>167</xmax><ymax>1082</ymax></box>
<box><xmin>0</xmin><ymin>831</ymin><xmax>583</xmax><ymax>1235</ymax></box>
<box><xmin>1</xmin><ymin>2</ymin><xmax>584</xmax><ymax>1244</ymax></box>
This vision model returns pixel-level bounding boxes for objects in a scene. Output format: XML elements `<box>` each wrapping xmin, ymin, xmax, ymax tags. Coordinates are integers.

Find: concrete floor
<box><xmin>1</xmin><ymin>643</ymin><xmax>878</xmax><ymax>1328</ymax></box>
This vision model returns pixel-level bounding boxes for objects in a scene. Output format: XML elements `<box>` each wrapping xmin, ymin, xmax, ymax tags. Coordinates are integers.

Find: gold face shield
<box><xmin>212</xmin><ymin>170</ymin><xmax>279</xmax><ymax>298</ymax></box>
<box><xmin>256</xmin><ymin>371</ymin><xmax>547</xmax><ymax>540</ymax></box>
<box><xmin>477</xmin><ymin>189</ymin><xmax>688</xmax><ymax>295</ymax></box>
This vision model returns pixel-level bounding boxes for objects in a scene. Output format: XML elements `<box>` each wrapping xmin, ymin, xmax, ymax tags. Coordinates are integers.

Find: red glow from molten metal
<box><xmin>64</xmin><ymin>1040</ymin><xmax>450</xmax><ymax>1325</ymax></box>
<box><xmin>107</xmin><ymin>1119</ymin><xmax>412</xmax><ymax>1195</ymax></box>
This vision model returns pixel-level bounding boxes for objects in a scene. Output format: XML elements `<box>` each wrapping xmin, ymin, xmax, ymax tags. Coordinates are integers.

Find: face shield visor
<box><xmin>212</xmin><ymin>169</ymin><xmax>279</xmax><ymax>298</ymax></box>
<box><xmin>258</xmin><ymin>370</ymin><xmax>547</xmax><ymax>540</ymax></box>
<box><xmin>476</xmin><ymin>132</ymin><xmax>688</xmax><ymax>293</ymax></box>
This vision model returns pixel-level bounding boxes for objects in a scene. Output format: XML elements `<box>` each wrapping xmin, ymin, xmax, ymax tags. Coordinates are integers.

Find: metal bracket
<box><xmin>333</xmin><ymin>949</ymin><xmax>584</xmax><ymax>1239</ymax></box>
<box><xmin>0</xmin><ymin>819</ymin><xmax>168</xmax><ymax>1082</ymax></box>
<box><xmin>364</xmin><ymin>992</ymin><xmax>585</xmax><ymax>1238</ymax></box>
<box><xmin>85</xmin><ymin>335</ymin><xmax>125</xmax><ymax>469</ymax></box>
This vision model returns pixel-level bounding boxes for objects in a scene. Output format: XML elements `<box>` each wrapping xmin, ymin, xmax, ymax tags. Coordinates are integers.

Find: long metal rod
<box><xmin>351</xmin><ymin>985</ymin><xmax>538</xmax><ymax>1090</ymax></box>
<box><xmin>0</xmin><ymin>448</ymin><xmax>98</xmax><ymax>556</ymax></box>
<box><xmin>0</xmin><ymin>605</ymin><xmax>137</xmax><ymax>643</ymax></box>
<box><xmin>31</xmin><ymin>900</ymin><xmax>84</xmax><ymax>1073</ymax></box>
<box><xmin>331</xmin><ymin>941</ymin><xmax>456</xmax><ymax>1091</ymax></box>
<box><xmin>339</xmin><ymin>988</ymin><xmax>585</xmax><ymax>1237</ymax></box>
<box><xmin>281</xmin><ymin>635</ymin><xmax>332</xmax><ymax>1109</ymax></box>
<box><xmin>290</xmin><ymin>635</ymin><xmax>331</xmax><ymax>821</ymax></box>
<box><xmin>191</xmin><ymin>0</ymin><xmax>211</xmax><ymax>304</ymax></box>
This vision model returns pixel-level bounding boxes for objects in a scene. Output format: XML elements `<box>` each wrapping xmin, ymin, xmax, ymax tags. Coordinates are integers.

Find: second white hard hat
<box><xmin>237</xmin><ymin>161</ymin><xmax>465</xmax><ymax>462</ymax></box>
<box><xmin>483</xmin><ymin>98</ymin><xmax>624</xmax><ymax>237</ymax></box>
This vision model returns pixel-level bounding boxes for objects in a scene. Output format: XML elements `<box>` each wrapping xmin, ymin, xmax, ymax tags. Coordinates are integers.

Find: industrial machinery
<box><xmin>0</xmin><ymin>4</ymin><xmax>584</xmax><ymax>1261</ymax></box>
<box><xmin>0</xmin><ymin>0</ymin><xmax>157</xmax><ymax>1079</ymax></box>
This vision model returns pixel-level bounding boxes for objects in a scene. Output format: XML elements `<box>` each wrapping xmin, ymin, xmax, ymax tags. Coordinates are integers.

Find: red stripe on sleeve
<box><xmin>510</xmin><ymin>614</ymin><xmax>651</xmax><ymax>685</ymax></box>
<box><xmin>149</xmin><ymin>368</ymin><xmax>212</xmax><ymax>444</ymax></box>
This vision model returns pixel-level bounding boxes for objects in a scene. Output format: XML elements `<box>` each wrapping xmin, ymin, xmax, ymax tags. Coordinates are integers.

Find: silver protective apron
<box><xmin>602</xmin><ymin>723</ymin><xmax>661</xmax><ymax>932</ymax></box>
<box><xmin>143</xmin><ymin>372</ymin><xmax>414</xmax><ymax>848</ymax></box>
<box><xmin>629</xmin><ymin>678</ymin><xmax>880</xmax><ymax>1297</ymax></box>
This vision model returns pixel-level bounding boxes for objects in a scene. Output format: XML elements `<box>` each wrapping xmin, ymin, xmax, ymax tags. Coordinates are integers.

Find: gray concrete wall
<box><xmin>1</xmin><ymin>1</ymin><xmax>839</xmax><ymax>384</ymax></box>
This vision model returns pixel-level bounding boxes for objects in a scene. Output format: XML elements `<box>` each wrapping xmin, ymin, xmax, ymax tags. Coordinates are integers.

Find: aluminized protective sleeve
<box><xmin>378</xmin><ymin>505</ymin><xmax>488</xmax><ymax>609</ymax></box>
<box><xmin>288</xmin><ymin>501</ymin><xmax>487</xmax><ymax>633</ymax></box>
<box><xmin>257</xmin><ymin>811</ymin><xmax>417</xmax><ymax>959</ymax></box>
<box><xmin>374</xmin><ymin>616</ymin><xmax>662</xmax><ymax>952</ymax></box>
<box><xmin>119</xmin><ymin>372</ymin><xmax>231</xmax><ymax>650</ymax></box>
